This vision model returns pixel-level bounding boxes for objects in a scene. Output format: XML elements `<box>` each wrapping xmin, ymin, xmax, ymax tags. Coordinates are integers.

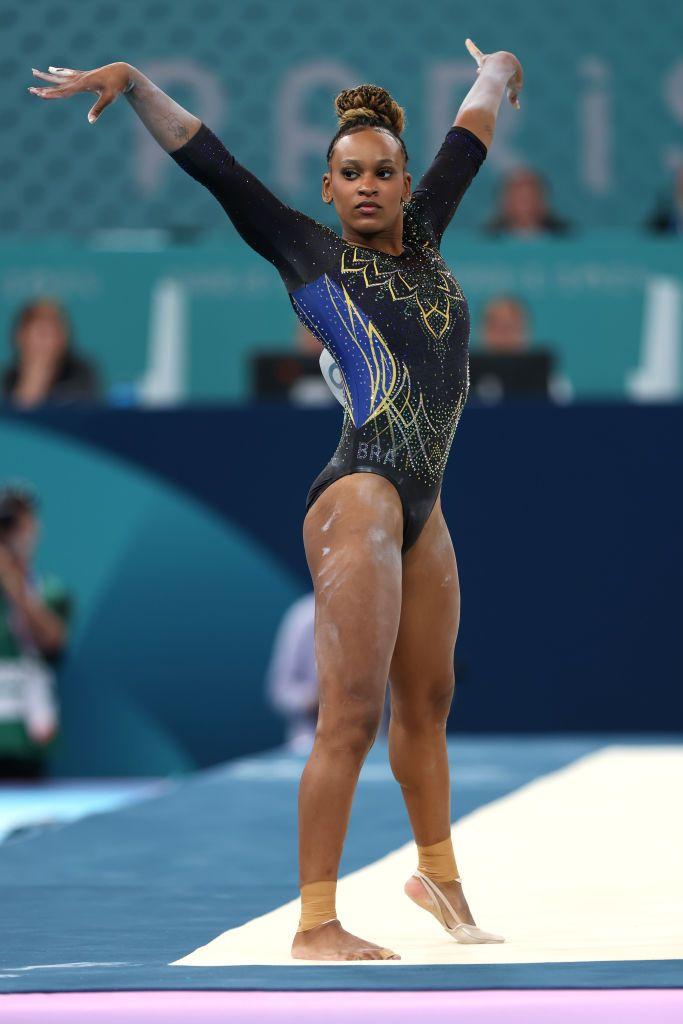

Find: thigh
<box><xmin>389</xmin><ymin>494</ymin><xmax>461</xmax><ymax>719</ymax></box>
<box><xmin>303</xmin><ymin>473</ymin><xmax>404</xmax><ymax>715</ymax></box>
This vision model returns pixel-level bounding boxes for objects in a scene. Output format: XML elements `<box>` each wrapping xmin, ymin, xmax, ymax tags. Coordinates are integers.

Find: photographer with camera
<box><xmin>0</xmin><ymin>485</ymin><xmax>72</xmax><ymax>779</ymax></box>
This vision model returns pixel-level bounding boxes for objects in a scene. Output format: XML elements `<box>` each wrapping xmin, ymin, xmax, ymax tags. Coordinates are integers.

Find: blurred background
<box><xmin>0</xmin><ymin>0</ymin><xmax>681</xmax><ymax>804</ymax></box>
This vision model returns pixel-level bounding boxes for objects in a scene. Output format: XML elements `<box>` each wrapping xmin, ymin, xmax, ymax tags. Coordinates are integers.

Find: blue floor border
<box><xmin>2</xmin><ymin>735</ymin><xmax>681</xmax><ymax>992</ymax></box>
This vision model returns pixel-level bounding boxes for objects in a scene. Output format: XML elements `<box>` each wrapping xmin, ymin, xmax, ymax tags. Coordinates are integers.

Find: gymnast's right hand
<box><xmin>28</xmin><ymin>62</ymin><xmax>132</xmax><ymax>124</ymax></box>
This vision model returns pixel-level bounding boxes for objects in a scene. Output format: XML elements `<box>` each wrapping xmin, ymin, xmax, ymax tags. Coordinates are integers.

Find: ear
<box><xmin>402</xmin><ymin>171</ymin><xmax>412</xmax><ymax>204</ymax></box>
<box><xmin>321</xmin><ymin>171</ymin><xmax>333</xmax><ymax>205</ymax></box>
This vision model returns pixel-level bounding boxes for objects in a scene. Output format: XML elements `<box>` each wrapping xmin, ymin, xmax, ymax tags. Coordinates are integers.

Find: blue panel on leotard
<box><xmin>290</xmin><ymin>273</ymin><xmax>398</xmax><ymax>430</ymax></box>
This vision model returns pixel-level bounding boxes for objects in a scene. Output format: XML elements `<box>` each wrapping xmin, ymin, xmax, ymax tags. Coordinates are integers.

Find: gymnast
<box><xmin>28</xmin><ymin>38</ymin><xmax>523</xmax><ymax>961</ymax></box>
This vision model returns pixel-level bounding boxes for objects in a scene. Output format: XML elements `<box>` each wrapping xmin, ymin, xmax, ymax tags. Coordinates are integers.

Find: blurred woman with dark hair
<box><xmin>483</xmin><ymin>167</ymin><xmax>571</xmax><ymax>237</ymax></box>
<box><xmin>2</xmin><ymin>298</ymin><xmax>101</xmax><ymax>408</ymax></box>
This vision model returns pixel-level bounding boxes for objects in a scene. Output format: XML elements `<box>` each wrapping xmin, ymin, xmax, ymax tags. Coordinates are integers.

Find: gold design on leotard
<box><xmin>295</xmin><ymin>275</ymin><xmax>465</xmax><ymax>483</ymax></box>
<box><xmin>292</xmin><ymin>274</ymin><xmax>468</xmax><ymax>484</ymax></box>
<box><xmin>340</xmin><ymin>246</ymin><xmax>464</xmax><ymax>345</ymax></box>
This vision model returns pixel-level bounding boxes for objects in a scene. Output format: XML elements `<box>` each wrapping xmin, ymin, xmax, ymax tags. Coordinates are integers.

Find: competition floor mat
<box><xmin>1</xmin><ymin>736</ymin><xmax>682</xmax><ymax>1019</ymax></box>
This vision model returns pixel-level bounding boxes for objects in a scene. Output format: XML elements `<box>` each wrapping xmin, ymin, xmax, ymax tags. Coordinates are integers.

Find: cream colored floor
<box><xmin>171</xmin><ymin>746</ymin><xmax>683</xmax><ymax>967</ymax></box>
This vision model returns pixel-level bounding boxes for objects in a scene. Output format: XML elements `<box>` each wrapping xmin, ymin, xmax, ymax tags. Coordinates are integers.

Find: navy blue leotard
<box><xmin>170</xmin><ymin>120</ymin><xmax>487</xmax><ymax>551</ymax></box>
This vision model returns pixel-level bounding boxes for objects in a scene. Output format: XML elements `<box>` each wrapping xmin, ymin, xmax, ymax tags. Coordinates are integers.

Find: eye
<box><xmin>342</xmin><ymin>169</ymin><xmax>358</xmax><ymax>179</ymax></box>
<box><xmin>378</xmin><ymin>168</ymin><xmax>393</xmax><ymax>178</ymax></box>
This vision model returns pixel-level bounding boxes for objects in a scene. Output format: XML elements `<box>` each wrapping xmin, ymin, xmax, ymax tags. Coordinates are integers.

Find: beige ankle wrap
<box><xmin>296</xmin><ymin>880</ymin><xmax>338</xmax><ymax>933</ymax></box>
<box><xmin>417</xmin><ymin>836</ymin><xmax>460</xmax><ymax>882</ymax></box>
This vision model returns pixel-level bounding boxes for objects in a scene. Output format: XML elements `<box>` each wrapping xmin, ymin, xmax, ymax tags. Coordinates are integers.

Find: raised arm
<box><xmin>28</xmin><ymin>62</ymin><xmax>328</xmax><ymax>291</ymax></box>
<box><xmin>405</xmin><ymin>40</ymin><xmax>523</xmax><ymax>245</ymax></box>
<box><xmin>28</xmin><ymin>61</ymin><xmax>201</xmax><ymax>149</ymax></box>
<box><xmin>454</xmin><ymin>38</ymin><xmax>524</xmax><ymax>150</ymax></box>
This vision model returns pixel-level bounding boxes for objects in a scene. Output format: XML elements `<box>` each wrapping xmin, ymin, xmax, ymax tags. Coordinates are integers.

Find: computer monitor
<box><xmin>468</xmin><ymin>349</ymin><xmax>555</xmax><ymax>400</ymax></box>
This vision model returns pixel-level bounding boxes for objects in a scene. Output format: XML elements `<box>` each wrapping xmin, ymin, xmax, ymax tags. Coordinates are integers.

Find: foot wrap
<box><xmin>416</xmin><ymin>836</ymin><xmax>460</xmax><ymax>883</ymax></box>
<box><xmin>297</xmin><ymin>880</ymin><xmax>338</xmax><ymax>933</ymax></box>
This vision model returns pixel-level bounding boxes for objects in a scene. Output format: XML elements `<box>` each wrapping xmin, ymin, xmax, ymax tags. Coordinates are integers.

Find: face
<box><xmin>17</xmin><ymin>304</ymin><xmax>68</xmax><ymax>364</ymax></box>
<box><xmin>481</xmin><ymin>301</ymin><xmax>529</xmax><ymax>353</ymax></box>
<box><xmin>295</xmin><ymin>321</ymin><xmax>323</xmax><ymax>356</ymax></box>
<box><xmin>323</xmin><ymin>128</ymin><xmax>411</xmax><ymax>237</ymax></box>
<box><xmin>4</xmin><ymin>510</ymin><xmax>39</xmax><ymax>563</ymax></box>
<box><xmin>502</xmin><ymin>171</ymin><xmax>547</xmax><ymax>229</ymax></box>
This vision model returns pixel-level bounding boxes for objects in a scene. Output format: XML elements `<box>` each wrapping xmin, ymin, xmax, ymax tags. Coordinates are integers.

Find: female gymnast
<box><xmin>29</xmin><ymin>38</ymin><xmax>523</xmax><ymax>961</ymax></box>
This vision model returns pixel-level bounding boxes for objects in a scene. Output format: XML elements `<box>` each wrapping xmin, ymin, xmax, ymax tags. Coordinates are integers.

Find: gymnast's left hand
<box><xmin>465</xmin><ymin>39</ymin><xmax>524</xmax><ymax>110</ymax></box>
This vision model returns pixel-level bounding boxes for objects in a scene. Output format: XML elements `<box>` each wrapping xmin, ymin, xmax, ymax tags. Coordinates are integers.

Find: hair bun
<box><xmin>334</xmin><ymin>84</ymin><xmax>406</xmax><ymax>135</ymax></box>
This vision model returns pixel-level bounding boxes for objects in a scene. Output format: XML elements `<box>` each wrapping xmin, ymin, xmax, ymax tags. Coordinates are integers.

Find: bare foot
<box><xmin>404</xmin><ymin>875</ymin><xmax>476</xmax><ymax>927</ymax></box>
<box><xmin>291</xmin><ymin>919</ymin><xmax>400</xmax><ymax>961</ymax></box>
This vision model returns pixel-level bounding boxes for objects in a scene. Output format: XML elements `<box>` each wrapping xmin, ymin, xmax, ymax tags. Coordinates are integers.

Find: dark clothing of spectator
<box><xmin>482</xmin><ymin>212</ymin><xmax>573</xmax><ymax>237</ymax></box>
<box><xmin>2</xmin><ymin>351</ymin><xmax>101</xmax><ymax>406</ymax></box>
<box><xmin>645</xmin><ymin>206</ymin><xmax>683</xmax><ymax>235</ymax></box>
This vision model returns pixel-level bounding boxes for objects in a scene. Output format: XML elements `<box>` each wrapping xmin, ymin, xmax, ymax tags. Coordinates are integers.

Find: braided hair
<box><xmin>327</xmin><ymin>84</ymin><xmax>408</xmax><ymax>165</ymax></box>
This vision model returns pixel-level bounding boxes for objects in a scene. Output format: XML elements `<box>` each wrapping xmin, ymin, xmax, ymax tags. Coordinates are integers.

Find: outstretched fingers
<box><xmin>28</xmin><ymin>66</ymin><xmax>80</xmax><ymax>98</ymax></box>
<box><xmin>28</xmin><ymin>83</ymin><xmax>74</xmax><ymax>98</ymax></box>
<box><xmin>27</xmin><ymin>65</ymin><xmax>113</xmax><ymax>121</ymax></box>
<box><xmin>32</xmin><ymin>67</ymin><xmax>78</xmax><ymax>83</ymax></box>
<box><xmin>465</xmin><ymin>38</ymin><xmax>485</xmax><ymax>68</ymax></box>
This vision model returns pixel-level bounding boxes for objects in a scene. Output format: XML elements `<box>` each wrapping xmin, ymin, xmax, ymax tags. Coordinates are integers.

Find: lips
<box><xmin>355</xmin><ymin>201</ymin><xmax>380</xmax><ymax>210</ymax></box>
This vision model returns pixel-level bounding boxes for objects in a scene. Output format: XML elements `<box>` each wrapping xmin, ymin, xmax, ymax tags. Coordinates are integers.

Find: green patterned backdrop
<box><xmin>2</xmin><ymin>0</ymin><xmax>682</xmax><ymax>234</ymax></box>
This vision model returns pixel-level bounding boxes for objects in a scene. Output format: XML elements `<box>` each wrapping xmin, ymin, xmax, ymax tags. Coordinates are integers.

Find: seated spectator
<box><xmin>645</xmin><ymin>166</ymin><xmax>683</xmax><ymax>235</ymax></box>
<box><xmin>0</xmin><ymin>484</ymin><xmax>72</xmax><ymax>779</ymax></box>
<box><xmin>295</xmin><ymin>321</ymin><xmax>323</xmax><ymax>359</ymax></box>
<box><xmin>2</xmin><ymin>298</ymin><xmax>101</xmax><ymax>408</ymax></box>
<box><xmin>471</xmin><ymin>295</ymin><xmax>571</xmax><ymax>402</ymax></box>
<box><xmin>483</xmin><ymin>168</ymin><xmax>571</xmax><ymax>238</ymax></box>
<box><xmin>250</xmin><ymin>321</ymin><xmax>336</xmax><ymax>406</ymax></box>
<box><xmin>480</xmin><ymin>295</ymin><xmax>530</xmax><ymax>353</ymax></box>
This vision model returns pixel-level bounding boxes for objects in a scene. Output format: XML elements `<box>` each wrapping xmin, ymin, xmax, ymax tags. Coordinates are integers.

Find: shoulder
<box><xmin>403</xmin><ymin>196</ymin><xmax>438</xmax><ymax>249</ymax></box>
<box><xmin>293</xmin><ymin>210</ymin><xmax>342</xmax><ymax>245</ymax></box>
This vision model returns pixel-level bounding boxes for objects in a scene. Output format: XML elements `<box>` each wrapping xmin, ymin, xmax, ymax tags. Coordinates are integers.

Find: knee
<box><xmin>391</xmin><ymin>674</ymin><xmax>455</xmax><ymax>733</ymax></box>
<box><xmin>316</xmin><ymin>696</ymin><xmax>383</xmax><ymax>762</ymax></box>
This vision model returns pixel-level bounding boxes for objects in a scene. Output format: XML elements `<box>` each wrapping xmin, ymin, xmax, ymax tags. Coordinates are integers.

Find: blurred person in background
<box><xmin>266</xmin><ymin>592</ymin><xmax>389</xmax><ymax>755</ymax></box>
<box><xmin>287</xmin><ymin>322</ymin><xmax>336</xmax><ymax>406</ymax></box>
<box><xmin>483</xmin><ymin>167</ymin><xmax>571</xmax><ymax>237</ymax></box>
<box><xmin>266</xmin><ymin>593</ymin><xmax>319</xmax><ymax>755</ymax></box>
<box><xmin>479</xmin><ymin>295</ymin><xmax>530</xmax><ymax>352</ymax></box>
<box><xmin>471</xmin><ymin>294</ymin><xmax>571</xmax><ymax>402</ymax></box>
<box><xmin>250</xmin><ymin>321</ymin><xmax>336</xmax><ymax>406</ymax></box>
<box><xmin>0</xmin><ymin>484</ymin><xmax>71</xmax><ymax>779</ymax></box>
<box><xmin>2</xmin><ymin>298</ymin><xmax>101</xmax><ymax>408</ymax></box>
<box><xmin>645</xmin><ymin>166</ymin><xmax>683</xmax><ymax>235</ymax></box>
<box><xmin>295</xmin><ymin>321</ymin><xmax>323</xmax><ymax>358</ymax></box>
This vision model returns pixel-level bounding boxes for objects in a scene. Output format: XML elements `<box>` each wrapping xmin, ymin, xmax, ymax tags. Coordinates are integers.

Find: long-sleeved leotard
<box><xmin>169</xmin><ymin>120</ymin><xmax>487</xmax><ymax>550</ymax></box>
